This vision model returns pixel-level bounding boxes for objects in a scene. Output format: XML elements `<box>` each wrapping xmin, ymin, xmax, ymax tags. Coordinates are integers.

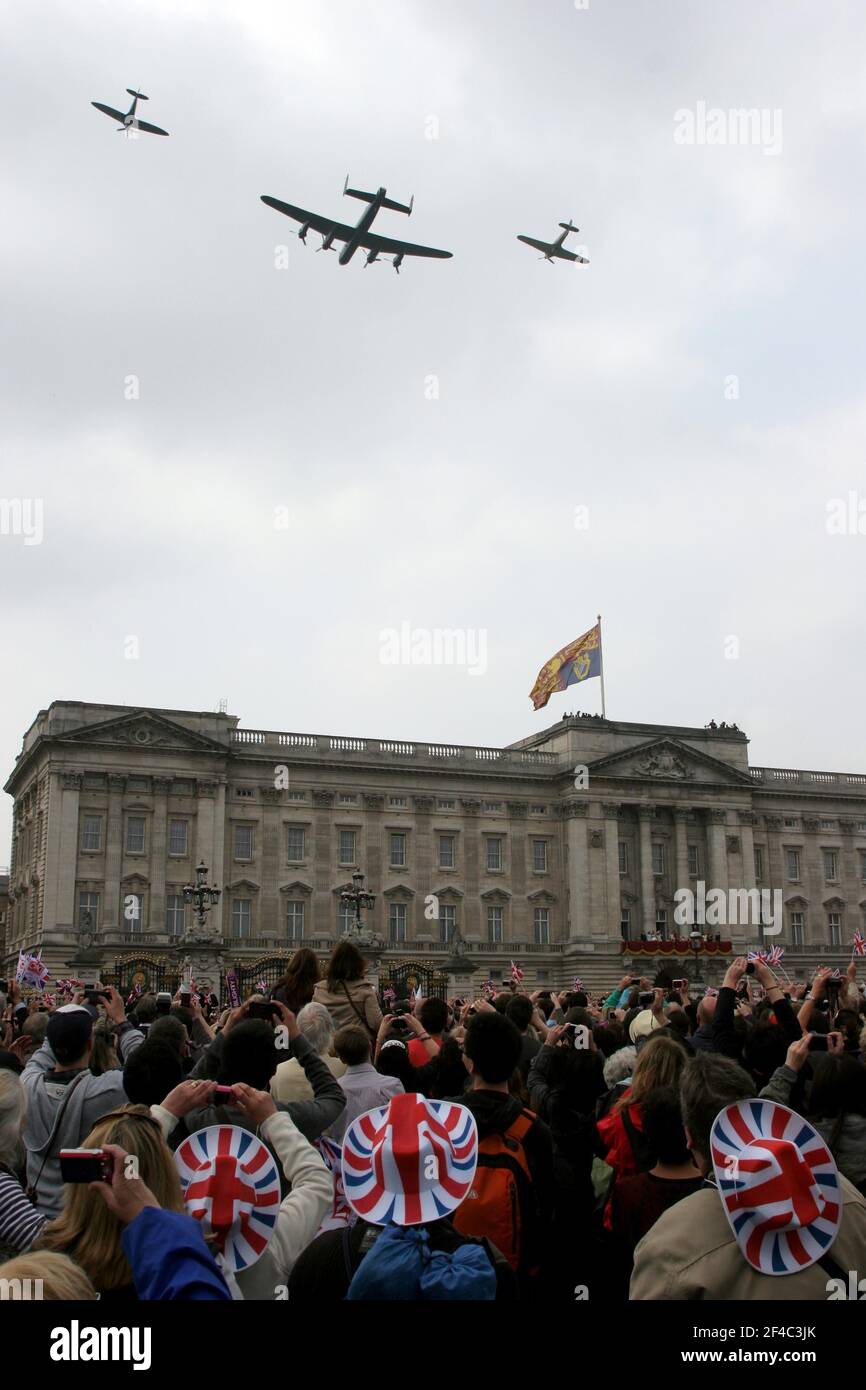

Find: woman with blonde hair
<box><xmin>0</xmin><ymin>1070</ymin><xmax>46</xmax><ymax>1259</ymax></box>
<box><xmin>36</xmin><ymin>1104</ymin><xmax>184</xmax><ymax>1299</ymax></box>
<box><xmin>0</xmin><ymin>1249</ymin><xmax>96</xmax><ymax>1300</ymax></box>
<box><xmin>597</xmin><ymin>1031</ymin><xmax>689</xmax><ymax>1182</ymax></box>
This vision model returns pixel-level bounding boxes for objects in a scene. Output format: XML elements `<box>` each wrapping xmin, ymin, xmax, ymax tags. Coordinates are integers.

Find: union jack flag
<box><xmin>747</xmin><ymin>950</ymin><xmax>768</xmax><ymax>964</ymax></box>
<box><xmin>126</xmin><ymin>982</ymin><xmax>143</xmax><ymax>1007</ymax></box>
<box><xmin>572</xmin><ymin>977</ymin><xmax>584</xmax><ymax>993</ymax></box>
<box><xmin>382</xmin><ymin>987</ymin><xmax>396</xmax><ymax>1005</ymax></box>
<box><xmin>482</xmin><ymin>979</ymin><xmax>495</xmax><ymax>995</ymax></box>
<box><xmin>711</xmin><ymin>1100</ymin><xmax>840</xmax><ymax>1275</ymax></box>
<box><xmin>510</xmin><ymin>960</ymin><xmax>524</xmax><ymax>984</ymax></box>
<box><xmin>829</xmin><ymin>967</ymin><xmax>843</xmax><ymax>981</ymax></box>
<box><xmin>313</xmin><ymin>1135</ymin><xmax>352</xmax><ymax>1225</ymax></box>
<box><xmin>765</xmin><ymin>946</ymin><xmax>785</xmax><ymax>967</ymax></box>
<box><xmin>256</xmin><ymin>979</ymin><xmax>267</xmax><ymax>994</ymax></box>
<box><xmin>175</xmin><ymin>1125</ymin><xmax>281</xmax><ymax>1271</ymax></box>
<box><xmin>852</xmin><ymin>932</ymin><xmax>866</xmax><ymax>957</ymax></box>
<box><xmin>342</xmin><ymin>1094</ymin><xmax>478</xmax><ymax>1226</ymax></box>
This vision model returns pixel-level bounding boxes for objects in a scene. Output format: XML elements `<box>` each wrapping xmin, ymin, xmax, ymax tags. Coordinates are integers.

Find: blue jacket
<box><xmin>121</xmin><ymin>1207</ymin><xmax>232</xmax><ymax>1300</ymax></box>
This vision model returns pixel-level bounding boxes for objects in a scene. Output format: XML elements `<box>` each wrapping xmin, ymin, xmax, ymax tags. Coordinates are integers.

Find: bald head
<box><xmin>697</xmin><ymin>995</ymin><xmax>717</xmax><ymax>1028</ymax></box>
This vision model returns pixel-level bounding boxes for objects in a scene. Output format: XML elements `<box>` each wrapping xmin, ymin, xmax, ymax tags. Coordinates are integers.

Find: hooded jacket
<box><xmin>630</xmin><ymin>1173</ymin><xmax>866</xmax><ymax>1300</ymax></box>
<box><xmin>311</xmin><ymin>979</ymin><xmax>382</xmax><ymax>1035</ymax></box>
<box><xmin>21</xmin><ymin>1025</ymin><xmax>145</xmax><ymax>1219</ymax></box>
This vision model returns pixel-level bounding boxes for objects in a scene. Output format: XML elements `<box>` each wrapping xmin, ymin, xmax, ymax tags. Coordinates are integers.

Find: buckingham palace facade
<box><xmin>4</xmin><ymin>700</ymin><xmax>866</xmax><ymax>992</ymax></box>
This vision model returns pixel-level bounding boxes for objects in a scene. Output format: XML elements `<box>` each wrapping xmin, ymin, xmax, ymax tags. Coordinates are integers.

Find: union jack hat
<box><xmin>175</xmin><ymin>1125</ymin><xmax>281</xmax><ymax>1271</ymax></box>
<box><xmin>341</xmin><ymin>1093</ymin><xmax>478</xmax><ymax>1226</ymax></box>
<box><xmin>710</xmin><ymin>1100</ymin><xmax>842</xmax><ymax>1276</ymax></box>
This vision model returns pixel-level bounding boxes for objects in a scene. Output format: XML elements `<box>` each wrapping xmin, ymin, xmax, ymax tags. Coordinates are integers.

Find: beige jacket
<box><xmin>270</xmin><ymin>1054</ymin><xmax>347</xmax><ymax>1104</ymax></box>
<box><xmin>312</xmin><ymin>979</ymin><xmax>383</xmax><ymax>1034</ymax></box>
<box><xmin>630</xmin><ymin>1174</ymin><xmax>866</xmax><ymax>1300</ymax></box>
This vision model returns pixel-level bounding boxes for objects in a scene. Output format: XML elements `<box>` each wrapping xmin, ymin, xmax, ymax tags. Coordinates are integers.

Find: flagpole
<box><xmin>597</xmin><ymin>613</ymin><xmax>607</xmax><ymax>719</ymax></box>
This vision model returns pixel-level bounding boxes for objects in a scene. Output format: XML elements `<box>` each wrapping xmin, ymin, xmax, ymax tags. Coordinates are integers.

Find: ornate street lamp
<box><xmin>182</xmin><ymin>861</ymin><xmax>222</xmax><ymax>936</ymax></box>
<box><xmin>443</xmin><ymin>921</ymin><xmax>472</xmax><ymax>976</ymax></box>
<box><xmin>689</xmin><ymin>927</ymin><xmax>703</xmax><ymax>983</ymax></box>
<box><xmin>340</xmin><ymin>869</ymin><xmax>381</xmax><ymax>949</ymax></box>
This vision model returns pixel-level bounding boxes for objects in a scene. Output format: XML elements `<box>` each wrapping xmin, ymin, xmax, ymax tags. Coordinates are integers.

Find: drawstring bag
<box><xmin>345</xmin><ymin>1225</ymin><xmax>496</xmax><ymax>1301</ymax></box>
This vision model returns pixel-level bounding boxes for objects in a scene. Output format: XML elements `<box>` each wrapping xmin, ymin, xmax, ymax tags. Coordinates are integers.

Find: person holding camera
<box><xmin>20</xmin><ymin>988</ymin><xmax>145</xmax><ymax>1218</ymax></box>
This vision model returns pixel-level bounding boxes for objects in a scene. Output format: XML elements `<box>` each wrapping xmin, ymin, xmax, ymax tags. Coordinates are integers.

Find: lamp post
<box><xmin>689</xmin><ymin>928</ymin><xmax>703</xmax><ymax>985</ymax></box>
<box><xmin>182</xmin><ymin>861</ymin><xmax>222</xmax><ymax>938</ymax></box>
<box><xmin>339</xmin><ymin>870</ymin><xmax>381</xmax><ymax>950</ymax></box>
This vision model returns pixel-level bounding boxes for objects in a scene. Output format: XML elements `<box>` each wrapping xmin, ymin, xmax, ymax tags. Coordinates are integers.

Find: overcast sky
<box><xmin>2</xmin><ymin>0</ymin><xmax>865</xmax><ymax>857</ymax></box>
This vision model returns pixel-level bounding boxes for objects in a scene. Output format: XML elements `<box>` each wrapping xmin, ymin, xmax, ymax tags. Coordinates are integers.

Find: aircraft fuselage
<box><xmin>338</xmin><ymin>188</ymin><xmax>387</xmax><ymax>265</ymax></box>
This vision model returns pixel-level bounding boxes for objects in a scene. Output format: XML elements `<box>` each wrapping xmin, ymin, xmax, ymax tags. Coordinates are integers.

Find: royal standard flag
<box><xmin>529</xmin><ymin>624</ymin><xmax>601</xmax><ymax>710</ymax></box>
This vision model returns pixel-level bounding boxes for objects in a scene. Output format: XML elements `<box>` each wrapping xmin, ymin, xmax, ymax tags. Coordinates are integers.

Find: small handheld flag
<box><xmin>510</xmin><ymin>960</ymin><xmax>524</xmax><ymax>984</ymax></box>
<box><xmin>852</xmin><ymin>931</ymin><xmax>866</xmax><ymax>959</ymax></box>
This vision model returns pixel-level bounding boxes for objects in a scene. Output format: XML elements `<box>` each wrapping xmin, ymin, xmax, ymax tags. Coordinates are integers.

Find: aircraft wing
<box><xmin>260</xmin><ymin>196</ymin><xmax>356</xmax><ymax>243</ymax></box>
<box><xmin>131</xmin><ymin>117</ymin><xmax>169</xmax><ymax>136</ymax></box>
<box><xmin>517</xmin><ymin>234</ymin><xmax>554</xmax><ymax>254</ymax></box>
<box><xmin>92</xmin><ymin>102</ymin><xmax>126</xmax><ymax>123</ymax></box>
<box><xmin>361</xmin><ymin>231</ymin><xmax>452</xmax><ymax>260</ymax></box>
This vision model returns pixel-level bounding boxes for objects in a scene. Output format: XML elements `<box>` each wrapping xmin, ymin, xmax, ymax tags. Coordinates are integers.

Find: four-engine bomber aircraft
<box><xmin>517</xmin><ymin>219</ymin><xmax>589</xmax><ymax>264</ymax></box>
<box><xmin>91</xmin><ymin>89</ymin><xmax>169</xmax><ymax>137</ymax></box>
<box><xmin>261</xmin><ymin>176</ymin><xmax>452</xmax><ymax>272</ymax></box>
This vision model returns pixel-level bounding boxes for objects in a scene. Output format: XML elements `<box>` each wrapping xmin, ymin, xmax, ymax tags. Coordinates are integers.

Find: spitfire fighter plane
<box><xmin>261</xmin><ymin>176</ymin><xmax>452</xmax><ymax>272</ymax></box>
<box><xmin>91</xmin><ymin>89</ymin><xmax>169</xmax><ymax>137</ymax></box>
<box><xmin>517</xmin><ymin>220</ymin><xmax>589</xmax><ymax>264</ymax></box>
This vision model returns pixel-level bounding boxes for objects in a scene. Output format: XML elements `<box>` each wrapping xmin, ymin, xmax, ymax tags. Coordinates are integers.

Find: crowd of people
<box><xmin>1</xmin><ymin>940</ymin><xmax>865</xmax><ymax>1301</ymax></box>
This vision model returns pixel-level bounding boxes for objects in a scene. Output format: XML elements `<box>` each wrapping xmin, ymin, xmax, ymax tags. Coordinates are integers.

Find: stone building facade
<box><xmin>4</xmin><ymin>700</ymin><xmax>866</xmax><ymax>993</ymax></box>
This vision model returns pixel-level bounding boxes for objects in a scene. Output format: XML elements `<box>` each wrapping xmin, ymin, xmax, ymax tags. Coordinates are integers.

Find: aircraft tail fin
<box><xmin>559</xmin><ymin>220</ymin><xmax>579</xmax><ymax>233</ymax></box>
<box><xmin>126</xmin><ymin>89</ymin><xmax>149</xmax><ymax>100</ymax></box>
<box><xmin>381</xmin><ymin>194</ymin><xmax>413</xmax><ymax>216</ymax></box>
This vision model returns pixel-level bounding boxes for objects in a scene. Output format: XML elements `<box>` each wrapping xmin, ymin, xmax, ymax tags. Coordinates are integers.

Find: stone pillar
<box><xmin>363</xmin><ymin>794</ymin><xmax>384</xmax><ymax>941</ymax></box>
<box><xmin>840</xmin><ymin>819</ymin><xmax>860</xmax><ymax>940</ymax></box>
<box><xmin>674</xmin><ymin>807</ymin><xmax>690</xmax><ymax>894</ymax></box>
<box><xmin>259</xmin><ymin>788</ymin><xmax>282</xmax><ymax>939</ymax></box>
<box><xmin>603</xmin><ymin>804</ymin><xmax>622</xmax><ymax>942</ymax></box>
<box><xmin>150</xmin><ymin>777</ymin><xmax>170</xmax><ymax>937</ymax></box>
<box><xmin>638</xmin><ymin>805</ymin><xmax>656</xmax><ymax>936</ymax></box>
<box><xmin>103</xmin><ymin>775</ymin><xmax>126</xmax><ymax>933</ymax></box>
<box><xmin>56</xmin><ymin>773</ymin><xmax>82</xmax><ymax>930</ymax></box>
<box><xmin>737</xmin><ymin>811</ymin><xmax>758</xmax><ymax>892</ymax></box>
<box><xmin>562</xmin><ymin>802</ymin><xmax>589</xmax><ymax>940</ymax></box>
<box><xmin>706</xmin><ymin>809</ymin><xmax>729</xmax><ymax>896</ymax></box>
<box><xmin>312</xmin><ymin>791</ymin><xmax>335</xmax><ymax>938</ymax></box>
<box><xmin>507</xmin><ymin>801</ymin><xmax>528</xmax><ymax>940</ymax></box>
<box><xmin>461</xmin><ymin>800</ymin><xmax>481</xmax><ymax>940</ymax></box>
<box><xmin>413</xmin><ymin>797</ymin><xmax>435</xmax><ymax>944</ymax></box>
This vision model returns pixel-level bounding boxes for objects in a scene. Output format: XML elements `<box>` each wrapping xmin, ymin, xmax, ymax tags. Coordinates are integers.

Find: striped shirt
<box><xmin>0</xmin><ymin>1168</ymin><xmax>46</xmax><ymax>1253</ymax></box>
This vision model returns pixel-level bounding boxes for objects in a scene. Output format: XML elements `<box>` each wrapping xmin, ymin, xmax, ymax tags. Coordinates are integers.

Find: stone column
<box><xmin>562</xmin><ymin>802</ymin><xmax>589</xmax><ymax>940</ymax></box>
<box><xmin>840</xmin><ymin>819</ymin><xmax>860</xmax><ymax>941</ymax></box>
<box><xmin>603</xmin><ymin>804</ymin><xmax>622</xmax><ymax>942</ymax></box>
<box><xmin>413</xmin><ymin>797</ymin><xmax>435</xmax><ymax>945</ymax></box>
<box><xmin>363</xmin><ymin>794</ymin><xmax>384</xmax><ymax>942</ymax></box>
<box><xmin>103</xmin><ymin>775</ymin><xmax>126</xmax><ymax>933</ymax></box>
<box><xmin>56</xmin><ymin>773</ymin><xmax>82</xmax><ymax>930</ymax></box>
<box><xmin>737</xmin><ymin>811</ymin><xmax>758</xmax><ymax>892</ymax></box>
<box><xmin>506</xmin><ymin>801</ymin><xmax>528</xmax><ymax>941</ymax></box>
<box><xmin>674</xmin><ymin>807</ymin><xmax>690</xmax><ymax>895</ymax></box>
<box><xmin>706</xmin><ymin>809</ymin><xmax>729</xmax><ymax>896</ymax></box>
<box><xmin>259</xmin><ymin>788</ymin><xmax>282</xmax><ymax>939</ymax></box>
<box><xmin>150</xmin><ymin>777</ymin><xmax>170</xmax><ymax>937</ymax></box>
<box><xmin>638</xmin><ymin>805</ymin><xmax>656</xmax><ymax>936</ymax></box>
<box><xmin>312</xmin><ymin>790</ymin><xmax>335</xmax><ymax>938</ymax></box>
<box><xmin>461</xmin><ymin>800</ymin><xmax>481</xmax><ymax>940</ymax></box>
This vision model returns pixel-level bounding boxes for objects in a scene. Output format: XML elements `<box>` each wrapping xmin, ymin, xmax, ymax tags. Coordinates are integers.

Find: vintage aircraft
<box><xmin>91</xmin><ymin>89</ymin><xmax>169</xmax><ymax>137</ymax></box>
<box><xmin>261</xmin><ymin>176</ymin><xmax>452</xmax><ymax>272</ymax></box>
<box><xmin>517</xmin><ymin>220</ymin><xmax>589</xmax><ymax>264</ymax></box>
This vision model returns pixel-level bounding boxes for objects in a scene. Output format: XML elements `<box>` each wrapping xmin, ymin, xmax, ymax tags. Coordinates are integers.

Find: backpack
<box><xmin>451</xmin><ymin>1109</ymin><xmax>537</xmax><ymax>1274</ymax></box>
<box><xmin>344</xmin><ymin>1224</ymin><xmax>497</xmax><ymax>1301</ymax></box>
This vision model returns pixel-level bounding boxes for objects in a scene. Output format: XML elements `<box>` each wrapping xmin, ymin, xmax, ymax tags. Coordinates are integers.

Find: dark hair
<box><xmin>426</xmin><ymin>1037</ymin><xmax>468</xmax><ymax>1099</ymax></box>
<box><xmin>147</xmin><ymin>1015</ymin><xmax>188</xmax><ymax>1058</ymax></box>
<box><xmin>594</xmin><ymin>1023</ymin><xmax>625</xmax><ymax>1057</ymax></box>
<box><xmin>334</xmin><ymin>1026</ymin><xmax>371</xmax><ymax>1067</ymax></box>
<box><xmin>808</xmin><ymin>1054</ymin><xmax>866</xmax><ymax>1122</ymax></box>
<box><xmin>641</xmin><ymin>1085</ymin><xmax>693</xmax><ymax>1166</ymax></box>
<box><xmin>219</xmin><ymin>1020</ymin><xmax>278</xmax><ymax>1091</ymax></box>
<box><xmin>463</xmin><ymin>1012</ymin><xmax>522</xmax><ymax>1085</ymax></box>
<box><xmin>376</xmin><ymin>1040</ymin><xmax>416</xmax><ymax>1089</ymax></box>
<box><xmin>418</xmin><ymin>998</ymin><xmax>448</xmax><ymax>1035</ymax></box>
<box><xmin>742</xmin><ymin>1021</ymin><xmax>791</xmax><ymax>1082</ymax></box>
<box><xmin>272</xmin><ymin>948</ymin><xmax>321</xmax><ymax>1014</ymax></box>
<box><xmin>326</xmin><ymin>940</ymin><xmax>366</xmax><ymax>987</ymax></box>
<box><xmin>565</xmin><ymin>1007</ymin><xmax>594</xmax><ymax>1030</ymax></box>
<box><xmin>169</xmin><ymin>1005</ymin><xmax>194</xmax><ymax>1039</ymax></box>
<box><xmin>545</xmin><ymin>1045</ymin><xmax>606</xmax><ymax>1113</ymax></box>
<box><xmin>123</xmin><ymin>1040</ymin><xmax>185</xmax><ymax>1107</ymax></box>
<box><xmin>505</xmin><ymin>996</ymin><xmax>534</xmax><ymax>1032</ymax></box>
<box><xmin>680</xmin><ymin>1053</ymin><xmax>755</xmax><ymax>1161</ymax></box>
<box><xmin>132</xmin><ymin>993</ymin><xmax>159</xmax><ymax>1026</ymax></box>
<box><xmin>571</xmin><ymin>991</ymin><xmax>588</xmax><ymax>1009</ymax></box>
<box><xmin>491</xmin><ymin>994</ymin><xmax>510</xmax><ymax>1015</ymax></box>
<box><xmin>665</xmin><ymin>1009</ymin><xmax>689</xmax><ymax>1041</ymax></box>
<box><xmin>536</xmin><ymin>997</ymin><xmax>555</xmax><ymax>1021</ymax></box>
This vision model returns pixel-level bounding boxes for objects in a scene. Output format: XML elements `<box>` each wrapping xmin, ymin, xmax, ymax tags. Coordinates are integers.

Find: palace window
<box><xmin>124</xmin><ymin>892</ymin><xmax>144</xmax><ymax>933</ymax></box>
<box><xmin>81</xmin><ymin>816</ymin><xmax>102</xmax><ymax>852</ymax></box>
<box><xmin>620</xmin><ymin>907</ymin><xmax>631</xmax><ymax>939</ymax></box>
<box><xmin>166</xmin><ymin>895</ymin><xmax>185</xmax><ymax>937</ymax></box>
<box><xmin>126</xmin><ymin>816</ymin><xmax>146</xmax><ymax>854</ymax></box>
<box><xmin>786</xmin><ymin>849</ymin><xmax>800</xmax><ymax>881</ymax></box>
<box><xmin>286</xmin><ymin>901</ymin><xmax>305</xmax><ymax>942</ymax></box>
<box><xmin>439</xmin><ymin>835</ymin><xmax>455</xmax><ymax>869</ymax></box>
<box><xmin>651</xmin><ymin>843</ymin><xmax>665</xmax><ymax>875</ymax></box>
<box><xmin>168</xmin><ymin>820</ymin><xmax>188</xmax><ymax>856</ymax></box>
<box><xmin>231</xmin><ymin>900</ymin><xmax>252</xmax><ymax>938</ymax></box>
<box><xmin>656</xmin><ymin>909</ymin><xmax>668</xmax><ymax>939</ymax></box>
<box><xmin>439</xmin><ymin>903</ymin><xmax>456</xmax><ymax>943</ymax></box>
<box><xmin>754</xmin><ymin>846</ymin><xmax>764</xmax><ymax>880</ymax></box>
<box><xmin>437</xmin><ymin>799</ymin><xmax>455</xmax><ymax>810</ymax></box>
<box><xmin>823</xmin><ymin>850</ymin><xmax>839</xmax><ymax>882</ymax></box>
<box><xmin>339</xmin><ymin>900</ymin><xmax>355</xmax><ymax>935</ymax></box>
<box><xmin>532</xmin><ymin>840</ymin><xmax>548</xmax><ymax>872</ymax></box>
<box><xmin>790</xmin><ymin>911</ymin><xmax>804</xmax><ymax>947</ymax></box>
<box><xmin>618</xmin><ymin>842</ymin><xmax>628</xmax><ymax>875</ymax></box>
<box><xmin>487</xmin><ymin>906</ymin><xmax>503</xmax><ymax>943</ymax></box>
<box><xmin>827</xmin><ymin>912</ymin><xmax>842</xmax><ymax>948</ymax></box>
<box><xmin>286</xmin><ymin>827</ymin><xmax>305</xmax><ymax>862</ymax></box>
<box><xmin>486</xmin><ymin>838</ymin><xmax>503</xmax><ymax>872</ymax></box>
<box><xmin>234</xmin><ymin>824</ymin><xmax>253</xmax><ymax>861</ymax></box>
<box><xmin>533</xmin><ymin>908</ymin><xmax>550</xmax><ymax>945</ymax></box>
<box><xmin>78</xmin><ymin>891</ymin><xmax>99</xmax><ymax>931</ymax></box>
<box><xmin>688</xmin><ymin>844</ymin><xmax>700</xmax><ymax>877</ymax></box>
<box><xmin>338</xmin><ymin>830</ymin><xmax>356</xmax><ymax>866</ymax></box>
<box><xmin>389</xmin><ymin>833</ymin><xmax>407</xmax><ymax>868</ymax></box>
<box><xmin>389</xmin><ymin>903</ymin><xmax>407</xmax><ymax>943</ymax></box>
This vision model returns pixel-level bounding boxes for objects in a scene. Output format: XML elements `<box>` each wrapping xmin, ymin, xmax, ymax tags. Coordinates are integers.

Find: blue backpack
<box><xmin>345</xmin><ymin>1224</ymin><xmax>497</xmax><ymax>1301</ymax></box>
